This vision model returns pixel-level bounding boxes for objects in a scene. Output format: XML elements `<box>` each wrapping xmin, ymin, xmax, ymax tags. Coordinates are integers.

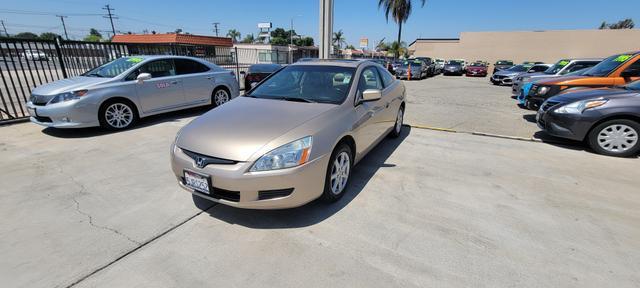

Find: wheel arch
<box><xmin>334</xmin><ymin>135</ymin><xmax>356</xmax><ymax>162</ymax></box>
<box><xmin>585</xmin><ymin>114</ymin><xmax>640</xmax><ymax>141</ymax></box>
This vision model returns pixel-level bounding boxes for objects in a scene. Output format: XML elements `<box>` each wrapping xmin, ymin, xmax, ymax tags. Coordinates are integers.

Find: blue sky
<box><xmin>0</xmin><ymin>0</ymin><xmax>638</xmax><ymax>47</ymax></box>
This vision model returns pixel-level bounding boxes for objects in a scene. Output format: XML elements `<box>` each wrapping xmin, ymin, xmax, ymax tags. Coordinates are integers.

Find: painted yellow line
<box><xmin>408</xmin><ymin>124</ymin><xmax>547</xmax><ymax>143</ymax></box>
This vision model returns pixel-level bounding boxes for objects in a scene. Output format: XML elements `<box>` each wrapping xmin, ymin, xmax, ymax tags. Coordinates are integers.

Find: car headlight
<box><xmin>250</xmin><ymin>136</ymin><xmax>312</xmax><ymax>172</ymax></box>
<box><xmin>48</xmin><ymin>90</ymin><xmax>88</xmax><ymax>104</ymax></box>
<box><xmin>537</xmin><ymin>86</ymin><xmax>550</xmax><ymax>95</ymax></box>
<box><xmin>554</xmin><ymin>99</ymin><xmax>608</xmax><ymax>114</ymax></box>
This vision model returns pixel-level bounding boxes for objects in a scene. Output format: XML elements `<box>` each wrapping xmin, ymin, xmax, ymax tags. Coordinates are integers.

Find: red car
<box><xmin>465</xmin><ymin>62</ymin><xmax>488</xmax><ymax>77</ymax></box>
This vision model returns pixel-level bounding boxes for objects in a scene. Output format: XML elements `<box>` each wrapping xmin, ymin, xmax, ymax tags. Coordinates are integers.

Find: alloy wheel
<box><xmin>105</xmin><ymin>103</ymin><xmax>133</xmax><ymax>129</ymax></box>
<box><xmin>596</xmin><ymin>124</ymin><xmax>638</xmax><ymax>153</ymax></box>
<box><xmin>330</xmin><ymin>151</ymin><xmax>351</xmax><ymax>195</ymax></box>
<box><xmin>214</xmin><ymin>89</ymin><xmax>230</xmax><ymax>106</ymax></box>
<box><xmin>395</xmin><ymin>108</ymin><xmax>404</xmax><ymax>134</ymax></box>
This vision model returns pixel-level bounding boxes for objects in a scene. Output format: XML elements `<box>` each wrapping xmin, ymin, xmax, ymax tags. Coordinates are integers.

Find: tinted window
<box><xmin>496</xmin><ymin>61</ymin><xmax>513</xmax><ymax>65</ymax></box>
<box><xmin>247</xmin><ymin>65</ymin><xmax>355</xmax><ymax>104</ymax></box>
<box><xmin>377</xmin><ymin>66</ymin><xmax>395</xmax><ymax>87</ymax></box>
<box><xmin>584</xmin><ymin>54</ymin><xmax>635</xmax><ymax>77</ymax></box>
<box><xmin>530</xmin><ymin>65</ymin><xmax>548</xmax><ymax>72</ymax></box>
<box><xmin>248</xmin><ymin>64</ymin><xmax>281</xmax><ymax>73</ymax></box>
<box><xmin>175</xmin><ymin>59</ymin><xmax>209</xmax><ymax>75</ymax></box>
<box><xmin>139</xmin><ymin>60</ymin><xmax>176</xmax><ymax>78</ymax></box>
<box><xmin>622</xmin><ymin>60</ymin><xmax>640</xmax><ymax>77</ymax></box>
<box><xmin>359</xmin><ymin>67</ymin><xmax>383</xmax><ymax>93</ymax></box>
<box><xmin>506</xmin><ymin>65</ymin><xmax>529</xmax><ymax>72</ymax></box>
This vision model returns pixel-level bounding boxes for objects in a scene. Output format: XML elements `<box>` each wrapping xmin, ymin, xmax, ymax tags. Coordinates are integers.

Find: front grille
<box><xmin>258</xmin><ymin>188</ymin><xmax>294</xmax><ymax>200</ymax></box>
<box><xmin>494</xmin><ymin>75</ymin><xmax>506</xmax><ymax>80</ymax></box>
<box><xmin>541</xmin><ymin>101</ymin><xmax>560</xmax><ymax>112</ymax></box>
<box><xmin>181</xmin><ymin>149</ymin><xmax>238</xmax><ymax>168</ymax></box>
<box><xmin>33</xmin><ymin>116</ymin><xmax>52</xmax><ymax>123</ymax></box>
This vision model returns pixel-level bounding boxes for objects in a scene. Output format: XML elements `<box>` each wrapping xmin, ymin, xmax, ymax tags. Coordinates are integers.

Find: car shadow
<box><xmin>41</xmin><ymin>106</ymin><xmax>210</xmax><ymax>138</ymax></box>
<box><xmin>522</xmin><ymin>114</ymin><xmax>537</xmax><ymax>123</ymax></box>
<box><xmin>533</xmin><ymin>131</ymin><xmax>586</xmax><ymax>151</ymax></box>
<box><xmin>203</xmin><ymin>126</ymin><xmax>412</xmax><ymax>229</ymax></box>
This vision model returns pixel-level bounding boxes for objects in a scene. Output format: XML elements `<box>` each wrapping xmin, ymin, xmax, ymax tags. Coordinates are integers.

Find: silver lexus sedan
<box><xmin>171</xmin><ymin>60</ymin><xmax>406</xmax><ymax>209</ymax></box>
<box><xmin>26</xmin><ymin>56</ymin><xmax>239</xmax><ymax>130</ymax></box>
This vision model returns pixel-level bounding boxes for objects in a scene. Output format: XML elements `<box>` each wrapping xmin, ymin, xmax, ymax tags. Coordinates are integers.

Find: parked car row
<box><xmin>506</xmin><ymin>51</ymin><xmax>640</xmax><ymax>157</ymax></box>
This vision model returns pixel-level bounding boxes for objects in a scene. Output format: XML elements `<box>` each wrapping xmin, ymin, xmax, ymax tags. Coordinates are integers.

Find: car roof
<box><xmin>567</xmin><ymin>58</ymin><xmax>603</xmax><ymax>62</ymax></box>
<box><xmin>290</xmin><ymin>59</ymin><xmax>370</xmax><ymax>68</ymax></box>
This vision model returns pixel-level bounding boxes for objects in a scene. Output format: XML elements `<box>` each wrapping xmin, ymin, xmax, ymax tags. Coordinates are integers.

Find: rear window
<box><xmin>248</xmin><ymin>64</ymin><xmax>281</xmax><ymax>73</ymax></box>
<box><xmin>496</xmin><ymin>61</ymin><xmax>513</xmax><ymax>65</ymax></box>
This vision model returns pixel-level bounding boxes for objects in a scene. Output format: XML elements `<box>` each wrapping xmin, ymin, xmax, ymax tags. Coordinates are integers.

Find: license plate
<box><xmin>27</xmin><ymin>107</ymin><xmax>36</xmax><ymax>117</ymax></box>
<box><xmin>184</xmin><ymin>170</ymin><xmax>211</xmax><ymax>194</ymax></box>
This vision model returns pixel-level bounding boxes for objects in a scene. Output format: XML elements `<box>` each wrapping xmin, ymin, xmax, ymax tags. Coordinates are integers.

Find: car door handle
<box><xmin>170</xmin><ymin>80</ymin><xmax>180</xmax><ymax>84</ymax></box>
<box><xmin>206</xmin><ymin>76</ymin><xmax>214</xmax><ymax>80</ymax></box>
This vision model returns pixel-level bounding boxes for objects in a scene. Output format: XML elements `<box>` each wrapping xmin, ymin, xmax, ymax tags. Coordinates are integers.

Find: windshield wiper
<box><xmin>85</xmin><ymin>72</ymin><xmax>104</xmax><ymax>77</ymax></box>
<box><xmin>278</xmin><ymin>97</ymin><xmax>316</xmax><ymax>103</ymax></box>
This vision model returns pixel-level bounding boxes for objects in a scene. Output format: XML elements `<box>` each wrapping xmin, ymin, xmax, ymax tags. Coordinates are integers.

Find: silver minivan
<box><xmin>26</xmin><ymin>55</ymin><xmax>239</xmax><ymax>130</ymax></box>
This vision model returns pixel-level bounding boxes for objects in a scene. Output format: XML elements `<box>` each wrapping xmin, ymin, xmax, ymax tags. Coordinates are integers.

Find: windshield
<box><xmin>544</xmin><ymin>59</ymin><xmax>571</xmax><ymax>75</ymax></box>
<box><xmin>246</xmin><ymin>65</ymin><xmax>355</xmax><ymax>104</ymax></box>
<box><xmin>496</xmin><ymin>61</ymin><xmax>513</xmax><ymax>65</ymax></box>
<box><xmin>446</xmin><ymin>61</ymin><xmax>462</xmax><ymax>66</ymax></box>
<box><xmin>83</xmin><ymin>57</ymin><xmax>143</xmax><ymax>78</ymax></box>
<box><xmin>403</xmin><ymin>61</ymin><xmax>423</xmax><ymax>67</ymax></box>
<box><xmin>506</xmin><ymin>65</ymin><xmax>529</xmax><ymax>72</ymax></box>
<box><xmin>583</xmin><ymin>54</ymin><xmax>635</xmax><ymax>77</ymax></box>
<box><xmin>469</xmin><ymin>62</ymin><xmax>485</xmax><ymax>67</ymax></box>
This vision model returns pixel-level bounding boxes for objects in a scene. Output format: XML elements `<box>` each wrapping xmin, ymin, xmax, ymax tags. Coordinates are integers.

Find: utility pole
<box><xmin>319</xmin><ymin>0</ymin><xmax>334</xmax><ymax>59</ymax></box>
<box><xmin>102</xmin><ymin>4</ymin><xmax>117</xmax><ymax>36</ymax></box>
<box><xmin>56</xmin><ymin>15</ymin><xmax>69</xmax><ymax>40</ymax></box>
<box><xmin>0</xmin><ymin>20</ymin><xmax>8</xmax><ymax>37</ymax></box>
<box><xmin>290</xmin><ymin>18</ymin><xmax>294</xmax><ymax>46</ymax></box>
<box><xmin>212</xmin><ymin>22</ymin><xmax>220</xmax><ymax>37</ymax></box>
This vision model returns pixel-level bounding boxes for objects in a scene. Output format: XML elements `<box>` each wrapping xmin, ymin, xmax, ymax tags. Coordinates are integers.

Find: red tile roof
<box><xmin>111</xmin><ymin>33</ymin><xmax>233</xmax><ymax>47</ymax></box>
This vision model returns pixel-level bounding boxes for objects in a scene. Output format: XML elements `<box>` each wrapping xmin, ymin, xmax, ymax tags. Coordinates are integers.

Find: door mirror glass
<box><xmin>361</xmin><ymin>89</ymin><xmax>382</xmax><ymax>102</ymax></box>
<box><xmin>136</xmin><ymin>73</ymin><xmax>152</xmax><ymax>83</ymax></box>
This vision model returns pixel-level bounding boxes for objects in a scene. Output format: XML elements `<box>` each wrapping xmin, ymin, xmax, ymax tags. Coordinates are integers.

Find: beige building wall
<box><xmin>410</xmin><ymin>29</ymin><xmax>640</xmax><ymax>67</ymax></box>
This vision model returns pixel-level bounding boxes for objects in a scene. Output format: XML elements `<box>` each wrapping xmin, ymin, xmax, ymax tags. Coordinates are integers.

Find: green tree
<box><xmin>270</xmin><ymin>28</ymin><xmax>294</xmax><ymax>46</ymax></box>
<box><xmin>294</xmin><ymin>36</ymin><xmax>314</xmax><ymax>47</ymax></box>
<box><xmin>387</xmin><ymin>41</ymin><xmax>408</xmax><ymax>59</ymax></box>
<box><xmin>227</xmin><ymin>29</ymin><xmax>241</xmax><ymax>43</ymax></box>
<box><xmin>332</xmin><ymin>30</ymin><xmax>346</xmax><ymax>51</ymax></box>
<box><xmin>376</xmin><ymin>40</ymin><xmax>389</xmax><ymax>51</ymax></box>
<box><xmin>378</xmin><ymin>0</ymin><xmax>426</xmax><ymax>58</ymax></box>
<box><xmin>39</xmin><ymin>32</ymin><xmax>60</xmax><ymax>40</ymax></box>
<box><xmin>84</xmin><ymin>28</ymin><xmax>103</xmax><ymax>42</ymax></box>
<box><xmin>14</xmin><ymin>32</ymin><xmax>38</xmax><ymax>39</ymax></box>
<box><xmin>345</xmin><ymin>44</ymin><xmax>356</xmax><ymax>50</ymax></box>
<box><xmin>599</xmin><ymin>18</ymin><xmax>635</xmax><ymax>29</ymax></box>
<box><xmin>241</xmin><ymin>33</ymin><xmax>255</xmax><ymax>43</ymax></box>
<box><xmin>175</xmin><ymin>28</ymin><xmax>183</xmax><ymax>34</ymax></box>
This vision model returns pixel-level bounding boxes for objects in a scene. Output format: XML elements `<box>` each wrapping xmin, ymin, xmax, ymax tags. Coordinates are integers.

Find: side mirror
<box><xmin>361</xmin><ymin>89</ymin><xmax>382</xmax><ymax>102</ymax></box>
<box><xmin>136</xmin><ymin>73</ymin><xmax>152</xmax><ymax>83</ymax></box>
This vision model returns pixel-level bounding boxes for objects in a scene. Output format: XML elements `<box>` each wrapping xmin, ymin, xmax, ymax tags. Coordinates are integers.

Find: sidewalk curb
<box><xmin>408</xmin><ymin>124</ymin><xmax>546</xmax><ymax>143</ymax></box>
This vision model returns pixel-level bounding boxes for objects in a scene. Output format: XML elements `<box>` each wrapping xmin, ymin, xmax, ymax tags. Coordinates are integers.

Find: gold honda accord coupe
<box><xmin>171</xmin><ymin>59</ymin><xmax>406</xmax><ymax>209</ymax></box>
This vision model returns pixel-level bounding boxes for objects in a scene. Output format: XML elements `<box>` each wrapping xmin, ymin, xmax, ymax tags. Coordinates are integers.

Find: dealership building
<box><xmin>409</xmin><ymin>29</ymin><xmax>640</xmax><ymax>65</ymax></box>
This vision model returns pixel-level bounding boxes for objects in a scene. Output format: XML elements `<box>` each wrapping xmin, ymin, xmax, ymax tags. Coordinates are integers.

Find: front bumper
<box><xmin>537</xmin><ymin>108</ymin><xmax>596</xmax><ymax>141</ymax></box>
<box><xmin>26</xmin><ymin>101</ymin><xmax>100</xmax><ymax>128</ymax></box>
<box><xmin>171</xmin><ymin>144</ymin><xmax>330</xmax><ymax>209</ymax></box>
<box><xmin>465</xmin><ymin>70</ymin><xmax>487</xmax><ymax>77</ymax></box>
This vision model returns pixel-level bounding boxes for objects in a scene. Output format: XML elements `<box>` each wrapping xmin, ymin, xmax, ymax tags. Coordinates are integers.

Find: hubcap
<box><xmin>597</xmin><ymin>124</ymin><xmax>638</xmax><ymax>153</ymax></box>
<box><xmin>395</xmin><ymin>108</ymin><xmax>404</xmax><ymax>133</ymax></box>
<box><xmin>330</xmin><ymin>151</ymin><xmax>351</xmax><ymax>195</ymax></box>
<box><xmin>105</xmin><ymin>103</ymin><xmax>133</xmax><ymax>128</ymax></box>
<box><xmin>214</xmin><ymin>90</ymin><xmax>230</xmax><ymax>106</ymax></box>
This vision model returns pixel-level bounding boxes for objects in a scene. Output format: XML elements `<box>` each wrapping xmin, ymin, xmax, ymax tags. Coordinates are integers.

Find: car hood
<box><xmin>31</xmin><ymin>76</ymin><xmax>113</xmax><ymax>95</ymax></box>
<box><xmin>467</xmin><ymin>66</ymin><xmax>486</xmax><ymax>70</ymax></box>
<box><xmin>494</xmin><ymin>70</ymin><xmax>521</xmax><ymax>77</ymax></box>
<box><xmin>551</xmin><ymin>87</ymin><xmax>639</xmax><ymax>103</ymax></box>
<box><xmin>494</xmin><ymin>65</ymin><xmax>512</xmax><ymax>70</ymax></box>
<box><xmin>176</xmin><ymin>97</ymin><xmax>337</xmax><ymax>161</ymax></box>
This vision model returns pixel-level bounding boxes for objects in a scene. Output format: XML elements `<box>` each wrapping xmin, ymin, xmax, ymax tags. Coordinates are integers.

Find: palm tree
<box><xmin>241</xmin><ymin>34</ymin><xmax>255</xmax><ymax>44</ymax></box>
<box><xmin>332</xmin><ymin>30</ymin><xmax>346</xmax><ymax>52</ymax></box>
<box><xmin>226</xmin><ymin>29</ymin><xmax>241</xmax><ymax>43</ymax></box>
<box><xmin>378</xmin><ymin>0</ymin><xmax>426</xmax><ymax>58</ymax></box>
<box><xmin>387</xmin><ymin>41</ymin><xmax>408</xmax><ymax>59</ymax></box>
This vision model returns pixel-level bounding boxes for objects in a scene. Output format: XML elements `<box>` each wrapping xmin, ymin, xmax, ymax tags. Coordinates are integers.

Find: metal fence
<box><xmin>0</xmin><ymin>37</ymin><xmax>319</xmax><ymax>123</ymax></box>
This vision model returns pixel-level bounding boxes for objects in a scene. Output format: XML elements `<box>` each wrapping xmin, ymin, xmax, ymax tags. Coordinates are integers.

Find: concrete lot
<box><xmin>404</xmin><ymin>75</ymin><xmax>540</xmax><ymax>138</ymax></box>
<box><xmin>1</xmin><ymin>76</ymin><xmax>639</xmax><ymax>288</ymax></box>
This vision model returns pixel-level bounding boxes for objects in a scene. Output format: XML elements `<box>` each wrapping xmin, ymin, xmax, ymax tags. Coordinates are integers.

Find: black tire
<box><xmin>192</xmin><ymin>194</ymin><xmax>216</xmax><ymax>211</ymax></box>
<box><xmin>525</xmin><ymin>100</ymin><xmax>537</xmax><ymax>110</ymax></box>
<box><xmin>211</xmin><ymin>87</ymin><xmax>231</xmax><ymax>108</ymax></box>
<box><xmin>98</xmin><ymin>99</ymin><xmax>138</xmax><ymax>130</ymax></box>
<box><xmin>587</xmin><ymin>119</ymin><xmax>640</xmax><ymax>157</ymax></box>
<box><xmin>389</xmin><ymin>105</ymin><xmax>404</xmax><ymax>138</ymax></box>
<box><xmin>320</xmin><ymin>143</ymin><xmax>353</xmax><ymax>203</ymax></box>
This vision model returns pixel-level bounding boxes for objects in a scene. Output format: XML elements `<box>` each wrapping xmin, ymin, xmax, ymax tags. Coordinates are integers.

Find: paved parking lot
<box><xmin>1</xmin><ymin>76</ymin><xmax>639</xmax><ymax>288</ymax></box>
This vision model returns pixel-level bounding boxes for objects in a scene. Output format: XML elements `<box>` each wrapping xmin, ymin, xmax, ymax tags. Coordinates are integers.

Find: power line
<box><xmin>56</xmin><ymin>15</ymin><xmax>69</xmax><ymax>40</ymax></box>
<box><xmin>1</xmin><ymin>20</ymin><xmax>8</xmax><ymax>37</ymax></box>
<box><xmin>212</xmin><ymin>22</ymin><xmax>219</xmax><ymax>37</ymax></box>
<box><xmin>0</xmin><ymin>8</ymin><xmax>102</xmax><ymax>16</ymax></box>
<box><xmin>102</xmin><ymin>4</ymin><xmax>117</xmax><ymax>36</ymax></box>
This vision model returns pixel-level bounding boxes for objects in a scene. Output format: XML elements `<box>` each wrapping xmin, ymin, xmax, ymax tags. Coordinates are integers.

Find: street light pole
<box><xmin>319</xmin><ymin>0</ymin><xmax>333</xmax><ymax>59</ymax></box>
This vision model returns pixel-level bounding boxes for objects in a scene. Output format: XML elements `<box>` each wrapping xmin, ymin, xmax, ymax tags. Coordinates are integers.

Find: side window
<box><xmin>125</xmin><ymin>69</ymin><xmax>139</xmax><ymax>81</ymax></box>
<box><xmin>139</xmin><ymin>59</ymin><xmax>176</xmax><ymax>78</ymax></box>
<box><xmin>622</xmin><ymin>60</ymin><xmax>640</xmax><ymax>77</ymax></box>
<box><xmin>377</xmin><ymin>66</ymin><xmax>395</xmax><ymax>88</ymax></box>
<box><xmin>566</xmin><ymin>63</ymin><xmax>588</xmax><ymax>73</ymax></box>
<box><xmin>175</xmin><ymin>59</ymin><xmax>210</xmax><ymax>75</ymax></box>
<box><xmin>358</xmin><ymin>67</ymin><xmax>383</xmax><ymax>93</ymax></box>
<box><xmin>531</xmin><ymin>65</ymin><xmax>548</xmax><ymax>72</ymax></box>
